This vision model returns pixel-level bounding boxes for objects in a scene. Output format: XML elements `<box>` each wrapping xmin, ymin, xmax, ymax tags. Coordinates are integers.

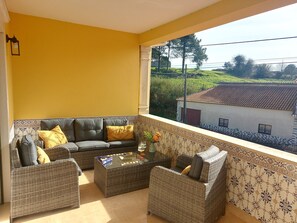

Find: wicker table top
<box><xmin>94</xmin><ymin>151</ymin><xmax>171</xmax><ymax>197</ymax></box>
<box><xmin>95</xmin><ymin>151</ymin><xmax>169</xmax><ymax>169</ymax></box>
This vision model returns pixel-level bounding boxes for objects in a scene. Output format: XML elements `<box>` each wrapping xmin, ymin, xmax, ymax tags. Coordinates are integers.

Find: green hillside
<box><xmin>150</xmin><ymin>70</ymin><xmax>291</xmax><ymax>120</ymax></box>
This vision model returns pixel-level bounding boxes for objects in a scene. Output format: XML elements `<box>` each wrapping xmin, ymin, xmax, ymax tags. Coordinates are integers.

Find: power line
<box><xmin>200</xmin><ymin>61</ymin><xmax>297</xmax><ymax>69</ymax></box>
<box><xmin>201</xmin><ymin>57</ymin><xmax>297</xmax><ymax>65</ymax></box>
<box><xmin>201</xmin><ymin>35</ymin><xmax>297</xmax><ymax>47</ymax></box>
<box><xmin>173</xmin><ymin>60</ymin><xmax>297</xmax><ymax>68</ymax></box>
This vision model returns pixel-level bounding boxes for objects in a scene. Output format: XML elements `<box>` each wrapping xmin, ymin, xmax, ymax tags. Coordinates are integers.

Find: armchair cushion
<box><xmin>37</xmin><ymin>146</ymin><xmax>50</xmax><ymax>164</ymax></box>
<box><xmin>200</xmin><ymin>150</ymin><xmax>227</xmax><ymax>183</ymax></box>
<box><xmin>188</xmin><ymin>145</ymin><xmax>219</xmax><ymax>180</ymax></box>
<box><xmin>19</xmin><ymin>135</ymin><xmax>38</xmax><ymax>166</ymax></box>
<box><xmin>175</xmin><ymin>154</ymin><xmax>193</xmax><ymax>170</ymax></box>
<box><xmin>181</xmin><ymin>165</ymin><xmax>191</xmax><ymax>175</ymax></box>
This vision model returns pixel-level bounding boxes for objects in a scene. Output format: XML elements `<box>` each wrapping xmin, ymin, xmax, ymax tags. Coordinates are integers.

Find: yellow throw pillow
<box><xmin>107</xmin><ymin>125</ymin><xmax>134</xmax><ymax>141</ymax></box>
<box><xmin>36</xmin><ymin>146</ymin><xmax>51</xmax><ymax>164</ymax></box>
<box><xmin>38</xmin><ymin>125</ymin><xmax>68</xmax><ymax>148</ymax></box>
<box><xmin>181</xmin><ymin>165</ymin><xmax>191</xmax><ymax>175</ymax></box>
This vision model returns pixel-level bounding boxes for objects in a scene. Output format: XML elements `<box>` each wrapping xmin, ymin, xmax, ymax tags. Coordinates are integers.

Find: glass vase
<box><xmin>149</xmin><ymin>143</ymin><xmax>156</xmax><ymax>153</ymax></box>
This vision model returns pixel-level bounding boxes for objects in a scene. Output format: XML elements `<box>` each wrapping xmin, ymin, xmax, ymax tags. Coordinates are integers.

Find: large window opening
<box><xmin>149</xmin><ymin>3</ymin><xmax>297</xmax><ymax>153</ymax></box>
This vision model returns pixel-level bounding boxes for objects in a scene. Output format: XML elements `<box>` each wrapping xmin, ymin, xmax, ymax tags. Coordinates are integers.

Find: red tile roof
<box><xmin>177</xmin><ymin>83</ymin><xmax>297</xmax><ymax>111</ymax></box>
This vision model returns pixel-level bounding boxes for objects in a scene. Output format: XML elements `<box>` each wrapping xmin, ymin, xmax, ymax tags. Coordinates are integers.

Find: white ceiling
<box><xmin>6</xmin><ymin>0</ymin><xmax>221</xmax><ymax>33</ymax></box>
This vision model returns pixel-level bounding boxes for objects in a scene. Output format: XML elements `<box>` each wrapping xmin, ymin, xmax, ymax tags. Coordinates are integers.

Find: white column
<box><xmin>0</xmin><ymin>0</ymin><xmax>11</xmax><ymax>203</ymax></box>
<box><xmin>139</xmin><ymin>46</ymin><xmax>152</xmax><ymax>114</ymax></box>
<box><xmin>0</xmin><ymin>33</ymin><xmax>11</xmax><ymax>203</ymax></box>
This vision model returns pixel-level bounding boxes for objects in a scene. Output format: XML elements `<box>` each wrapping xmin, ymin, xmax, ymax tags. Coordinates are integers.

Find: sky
<box><xmin>170</xmin><ymin>3</ymin><xmax>297</xmax><ymax>70</ymax></box>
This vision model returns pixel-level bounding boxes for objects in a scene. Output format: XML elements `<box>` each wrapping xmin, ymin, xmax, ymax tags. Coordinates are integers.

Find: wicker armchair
<box><xmin>10</xmin><ymin>139</ymin><xmax>80</xmax><ymax>221</ymax></box>
<box><xmin>148</xmin><ymin>151</ymin><xmax>227</xmax><ymax>223</ymax></box>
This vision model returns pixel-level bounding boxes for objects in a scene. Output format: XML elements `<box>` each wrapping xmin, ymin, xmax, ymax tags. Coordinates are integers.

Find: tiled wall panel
<box><xmin>135</xmin><ymin>115</ymin><xmax>297</xmax><ymax>223</ymax></box>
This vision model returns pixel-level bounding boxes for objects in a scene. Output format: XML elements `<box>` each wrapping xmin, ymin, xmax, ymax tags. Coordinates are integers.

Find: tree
<box><xmin>166</xmin><ymin>41</ymin><xmax>172</xmax><ymax>70</ymax></box>
<box><xmin>254</xmin><ymin>64</ymin><xmax>271</xmax><ymax>78</ymax></box>
<box><xmin>171</xmin><ymin>34</ymin><xmax>208</xmax><ymax>70</ymax></box>
<box><xmin>151</xmin><ymin>46</ymin><xmax>167</xmax><ymax>72</ymax></box>
<box><xmin>284</xmin><ymin>64</ymin><xmax>297</xmax><ymax>76</ymax></box>
<box><xmin>223</xmin><ymin>62</ymin><xmax>233</xmax><ymax>72</ymax></box>
<box><xmin>192</xmin><ymin>39</ymin><xmax>208</xmax><ymax>69</ymax></box>
<box><xmin>224</xmin><ymin>55</ymin><xmax>254</xmax><ymax>77</ymax></box>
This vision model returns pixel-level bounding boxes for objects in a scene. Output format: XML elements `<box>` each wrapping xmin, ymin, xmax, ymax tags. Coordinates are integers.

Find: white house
<box><xmin>177</xmin><ymin>83</ymin><xmax>297</xmax><ymax>140</ymax></box>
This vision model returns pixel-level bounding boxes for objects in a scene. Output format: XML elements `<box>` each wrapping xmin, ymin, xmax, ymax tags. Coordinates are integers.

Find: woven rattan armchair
<box><xmin>10</xmin><ymin>139</ymin><xmax>80</xmax><ymax>221</ymax></box>
<box><xmin>148</xmin><ymin>151</ymin><xmax>227</xmax><ymax>223</ymax></box>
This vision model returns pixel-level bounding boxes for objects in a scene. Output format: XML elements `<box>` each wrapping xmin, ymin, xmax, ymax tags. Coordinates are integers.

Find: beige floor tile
<box><xmin>1</xmin><ymin>170</ymin><xmax>259</xmax><ymax>223</ymax></box>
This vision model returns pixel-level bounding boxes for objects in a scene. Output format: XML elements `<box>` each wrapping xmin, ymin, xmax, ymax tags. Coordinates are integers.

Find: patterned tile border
<box><xmin>136</xmin><ymin>115</ymin><xmax>297</xmax><ymax>180</ymax></box>
<box><xmin>136</xmin><ymin>115</ymin><xmax>297</xmax><ymax>223</ymax></box>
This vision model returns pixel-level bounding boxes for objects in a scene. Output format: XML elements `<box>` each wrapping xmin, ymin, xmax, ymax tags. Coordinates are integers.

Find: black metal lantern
<box><xmin>6</xmin><ymin>35</ymin><xmax>20</xmax><ymax>56</ymax></box>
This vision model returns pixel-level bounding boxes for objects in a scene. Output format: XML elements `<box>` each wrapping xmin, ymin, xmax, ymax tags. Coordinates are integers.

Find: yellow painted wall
<box><xmin>9</xmin><ymin>13</ymin><xmax>139</xmax><ymax>119</ymax></box>
<box><xmin>5</xmin><ymin>23</ymin><xmax>14</xmax><ymax>127</ymax></box>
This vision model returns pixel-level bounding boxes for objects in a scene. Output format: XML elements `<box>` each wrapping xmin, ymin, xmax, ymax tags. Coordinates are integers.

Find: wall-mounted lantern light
<box><xmin>6</xmin><ymin>35</ymin><xmax>20</xmax><ymax>56</ymax></box>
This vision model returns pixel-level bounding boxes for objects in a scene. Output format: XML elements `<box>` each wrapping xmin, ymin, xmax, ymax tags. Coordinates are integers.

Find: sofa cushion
<box><xmin>74</xmin><ymin>118</ymin><xmax>104</xmax><ymax>141</ymax></box>
<box><xmin>38</xmin><ymin>125</ymin><xmax>68</xmax><ymax>148</ymax></box>
<box><xmin>188</xmin><ymin>145</ymin><xmax>220</xmax><ymax>180</ymax></box>
<box><xmin>60</xmin><ymin>142</ymin><xmax>79</xmax><ymax>152</ymax></box>
<box><xmin>200</xmin><ymin>150</ymin><xmax>227</xmax><ymax>183</ymax></box>
<box><xmin>19</xmin><ymin>135</ymin><xmax>38</xmax><ymax>166</ymax></box>
<box><xmin>41</xmin><ymin>119</ymin><xmax>75</xmax><ymax>142</ymax></box>
<box><xmin>108</xmin><ymin>140</ymin><xmax>137</xmax><ymax>148</ymax></box>
<box><xmin>103</xmin><ymin>118</ymin><xmax>128</xmax><ymax>140</ymax></box>
<box><xmin>106</xmin><ymin>125</ymin><xmax>134</xmax><ymax>141</ymax></box>
<box><xmin>76</xmin><ymin>141</ymin><xmax>109</xmax><ymax>152</ymax></box>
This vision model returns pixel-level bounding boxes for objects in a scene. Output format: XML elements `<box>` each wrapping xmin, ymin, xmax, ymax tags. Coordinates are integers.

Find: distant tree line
<box><xmin>223</xmin><ymin>55</ymin><xmax>297</xmax><ymax>79</ymax></box>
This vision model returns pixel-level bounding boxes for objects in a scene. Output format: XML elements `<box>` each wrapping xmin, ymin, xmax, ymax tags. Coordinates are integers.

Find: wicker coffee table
<box><xmin>94</xmin><ymin>151</ymin><xmax>171</xmax><ymax>197</ymax></box>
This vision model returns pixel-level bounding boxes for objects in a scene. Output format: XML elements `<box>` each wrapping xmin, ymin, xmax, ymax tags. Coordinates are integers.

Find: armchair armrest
<box><xmin>11</xmin><ymin>159</ymin><xmax>79</xmax><ymax>189</ymax></box>
<box><xmin>149</xmin><ymin>166</ymin><xmax>206</xmax><ymax>197</ymax></box>
<box><xmin>11</xmin><ymin>159</ymin><xmax>80</xmax><ymax>219</ymax></box>
<box><xmin>44</xmin><ymin>145</ymin><xmax>70</xmax><ymax>161</ymax></box>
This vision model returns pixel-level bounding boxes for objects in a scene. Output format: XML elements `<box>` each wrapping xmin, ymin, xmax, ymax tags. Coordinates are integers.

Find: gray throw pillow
<box><xmin>19</xmin><ymin>135</ymin><xmax>38</xmax><ymax>166</ymax></box>
<box><xmin>188</xmin><ymin>145</ymin><xmax>220</xmax><ymax>180</ymax></box>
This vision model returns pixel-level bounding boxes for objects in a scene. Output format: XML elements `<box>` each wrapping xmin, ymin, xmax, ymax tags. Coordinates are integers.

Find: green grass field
<box><xmin>150</xmin><ymin>69</ymin><xmax>291</xmax><ymax>120</ymax></box>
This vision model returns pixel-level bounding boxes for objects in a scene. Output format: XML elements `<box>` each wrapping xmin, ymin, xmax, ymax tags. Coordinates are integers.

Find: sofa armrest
<box><xmin>44</xmin><ymin>146</ymin><xmax>70</xmax><ymax>161</ymax></box>
<box><xmin>11</xmin><ymin>159</ymin><xmax>80</xmax><ymax>219</ymax></box>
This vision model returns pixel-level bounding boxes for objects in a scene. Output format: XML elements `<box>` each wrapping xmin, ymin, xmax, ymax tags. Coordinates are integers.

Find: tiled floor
<box><xmin>0</xmin><ymin>170</ymin><xmax>259</xmax><ymax>223</ymax></box>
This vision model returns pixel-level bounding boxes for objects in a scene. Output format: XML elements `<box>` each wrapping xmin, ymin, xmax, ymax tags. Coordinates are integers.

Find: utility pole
<box><xmin>183</xmin><ymin>64</ymin><xmax>188</xmax><ymax>124</ymax></box>
<box><xmin>157</xmin><ymin>46</ymin><xmax>161</xmax><ymax>72</ymax></box>
<box><xmin>181</xmin><ymin>37</ymin><xmax>187</xmax><ymax>124</ymax></box>
<box><xmin>166</xmin><ymin>41</ymin><xmax>171</xmax><ymax>71</ymax></box>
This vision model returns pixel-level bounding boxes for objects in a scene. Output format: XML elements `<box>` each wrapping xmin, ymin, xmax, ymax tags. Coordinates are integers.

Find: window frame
<box><xmin>218</xmin><ymin>118</ymin><xmax>229</xmax><ymax>128</ymax></box>
<box><xmin>258</xmin><ymin>124</ymin><xmax>272</xmax><ymax>135</ymax></box>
